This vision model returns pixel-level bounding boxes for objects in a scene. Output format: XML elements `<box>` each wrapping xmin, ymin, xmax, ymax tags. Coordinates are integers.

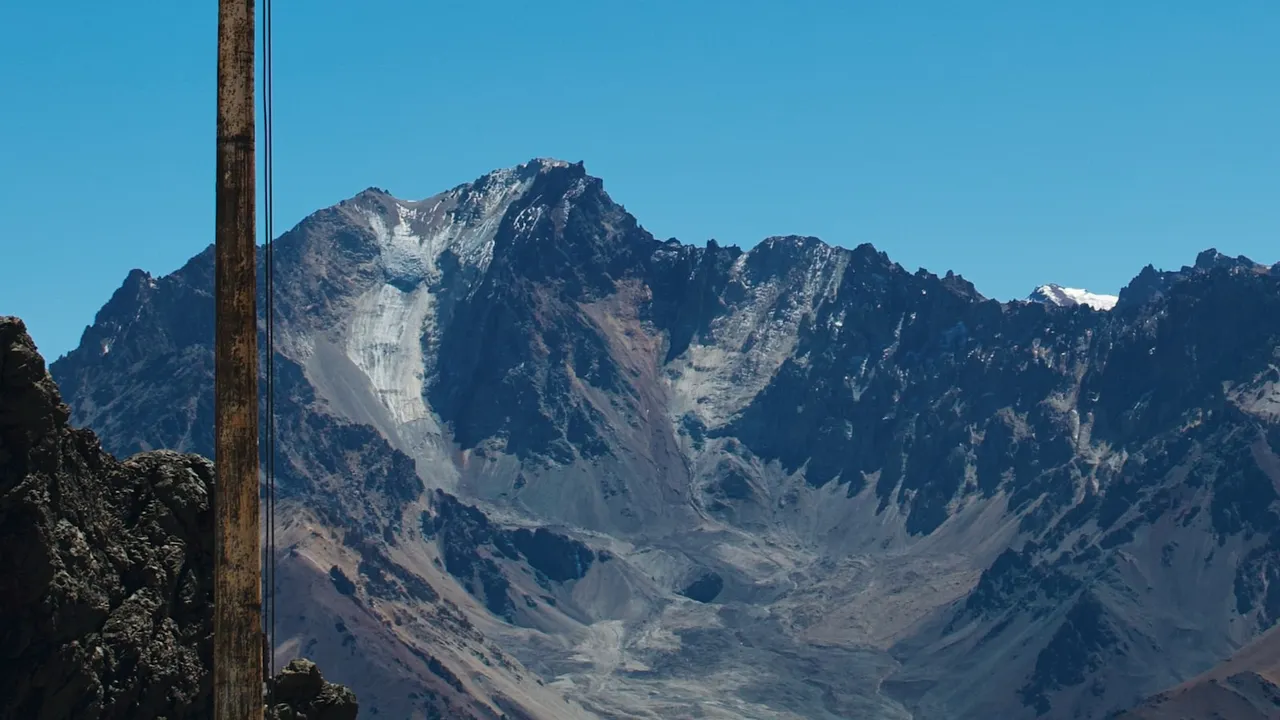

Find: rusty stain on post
<box><xmin>214</xmin><ymin>0</ymin><xmax>262</xmax><ymax>718</ymax></box>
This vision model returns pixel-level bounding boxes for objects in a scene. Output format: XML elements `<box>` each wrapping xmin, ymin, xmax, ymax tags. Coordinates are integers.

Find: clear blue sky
<box><xmin>2</xmin><ymin>1</ymin><xmax>1277</xmax><ymax>359</ymax></box>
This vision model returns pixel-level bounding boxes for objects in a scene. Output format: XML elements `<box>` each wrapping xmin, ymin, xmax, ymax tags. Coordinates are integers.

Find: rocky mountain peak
<box><xmin>354</xmin><ymin>185</ymin><xmax>392</xmax><ymax>199</ymax></box>
<box><xmin>318</xmin><ymin>158</ymin><xmax>619</xmax><ymax>298</ymax></box>
<box><xmin>457</xmin><ymin>157</ymin><xmax>587</xmax><ymax>208</ymax></box>
<box><xmin>71</xmin><ymin>268</ymin><xmax>159</xmax><ymax>358</ymax></box>
<box><xmin>1194</xmin><ymin>247</ymin><xmax>1256</xmax><ymax>272</ymax></box>
<box><xmin>1</xmin><ymin>317</ymin><xmax>70</xmax><ymax>463</ymax></box>
<box><xmin>756</xmin><ymin>234</ymin><xmax>827</xmax><ymax>253</ymax></box>
<box><xmin>939</xmin><ymin>268</ymin><xmax>983</xmax><ymax>299</ymax></box>
<box><xmin>1115</xmin><ymin>247</ymin><xmax>1270</xmax><ymax>310</ymax></box>
<box><xmin>1028</xmin><ymin>283</ymin><xmax>1119</xmax><ymax>310</ymax></box>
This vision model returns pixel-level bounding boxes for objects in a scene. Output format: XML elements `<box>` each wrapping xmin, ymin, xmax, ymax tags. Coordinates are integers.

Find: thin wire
<box><xmin>266</xmin><ymin>0</ymin><xmax>276</xmax><ymax>685</ymax></box>
<box><xmin>261</xmin><ymin>0</ymin><xmax>277</xmax><ymax>705</ymax></box>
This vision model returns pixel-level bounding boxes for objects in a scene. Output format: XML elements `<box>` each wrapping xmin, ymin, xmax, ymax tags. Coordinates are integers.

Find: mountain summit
<box><xmin>1028</xmin><ymin>283</ymin><xmax>1119</xmax><ymax>310</ymax></box>
<box><xmin>40</xmin><ymin>159</ymin><xmax>1280</xmax><ymax>720</ymax></box>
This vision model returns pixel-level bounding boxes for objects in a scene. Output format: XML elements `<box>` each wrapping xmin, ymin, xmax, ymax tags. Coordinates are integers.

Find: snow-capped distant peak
<box><xmin>1028</xmin><ymin>283</ymin><xmax>1118</xmax><ymax>311</ymax></box>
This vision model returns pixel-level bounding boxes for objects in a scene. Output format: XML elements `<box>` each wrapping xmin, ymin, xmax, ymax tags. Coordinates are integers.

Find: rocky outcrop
<box><xmin>421</xmin><ymin>490</ymin><xmax>600</xmax><ymax>623</ymax></box>
<box><xmin>0</xmin><ymin>315</ymin><xmax>214</xmax><ymax>719</ymax></box>
<box><xmin>0</xmin><ymin>316</ymin><xmax>356</xmax><ymax>719</ymax></box>
<box><xmin>267</xmin><ymin>660</ymin><xmax>358</xmax><ymax>720</ymax></box>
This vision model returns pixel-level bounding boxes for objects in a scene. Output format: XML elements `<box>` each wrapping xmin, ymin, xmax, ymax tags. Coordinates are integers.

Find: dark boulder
<box><xmin>267</xmin><ymin>659</ymin><xmax>359</xmax><ymax>720</ymax></box>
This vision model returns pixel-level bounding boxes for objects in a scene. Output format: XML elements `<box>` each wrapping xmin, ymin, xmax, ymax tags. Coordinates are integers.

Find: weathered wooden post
<box><xmin>214</xmin><ymin>0</ymin><xmax>262</xmax><ymax>717</ymax></box>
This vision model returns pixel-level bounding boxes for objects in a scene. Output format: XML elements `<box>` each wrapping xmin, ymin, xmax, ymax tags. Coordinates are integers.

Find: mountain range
<box><xmin>32</xmin><ymin>158</ymin><xmax>1280</xmax><ymax>719</ymax></box>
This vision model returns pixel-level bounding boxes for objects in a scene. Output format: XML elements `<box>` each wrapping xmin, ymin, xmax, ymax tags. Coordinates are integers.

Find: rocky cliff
<box><xmin>0</xmin><ymin>316</ymin><xmax>359</xmax><ymax>719</ymax></box>
<box><xmin>44</xmin><ymin>159</ymin><xmax>1280</xmax><ymax>719</ymax></box>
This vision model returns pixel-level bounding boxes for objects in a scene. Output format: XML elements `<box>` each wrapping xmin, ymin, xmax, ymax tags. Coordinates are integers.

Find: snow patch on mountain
<box><xmin>1029</xmin><ymin>283</ymin><xmax>1119</xmax><ymax>311</ymax></box>
<box><xmin>667</xmin><ymin>240</ymin><xmax>849</xmax><ymax>428</ymax></box>
<box><xmin>345</xmin><ymin>165</ymin><xmax>543</xmax><ymax>426</ymax></box>
<box><xmin>347</xmin><ymin>283</ymin><xmax>436</xmax><ymax>424</ymax></box>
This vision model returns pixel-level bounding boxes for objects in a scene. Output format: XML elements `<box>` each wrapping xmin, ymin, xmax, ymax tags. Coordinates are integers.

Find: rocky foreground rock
<box><xmin>267</xmin><ymin>659</ymin><xmax>358</xmax><ymax>720</ymax></box>
<box><xmin>0</xmin><ymin>316</ymin><xmax>357</xmax><ymax>719</ymax></box>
